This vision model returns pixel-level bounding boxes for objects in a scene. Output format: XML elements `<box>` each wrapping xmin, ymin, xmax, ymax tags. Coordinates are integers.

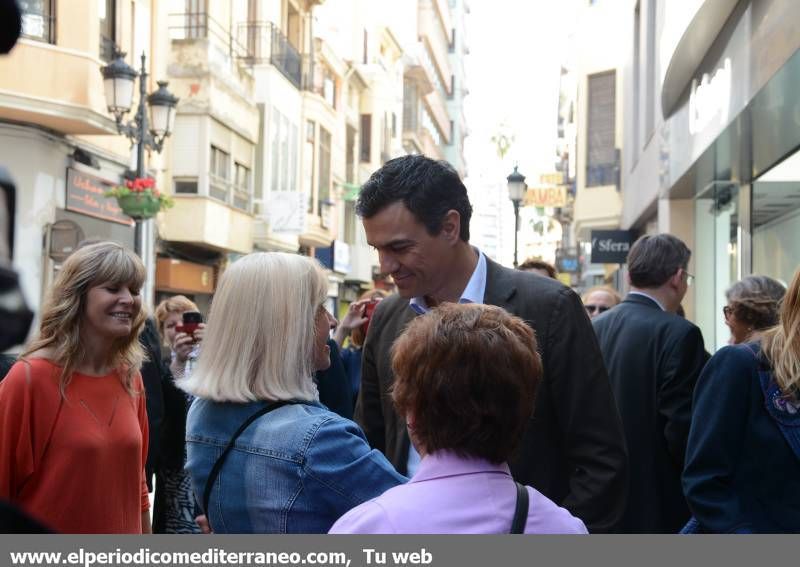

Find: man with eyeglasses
<box><xmin>592</xmin><ymin>234</ymin><xmax>708</xmax><ymax>534</ymax></box>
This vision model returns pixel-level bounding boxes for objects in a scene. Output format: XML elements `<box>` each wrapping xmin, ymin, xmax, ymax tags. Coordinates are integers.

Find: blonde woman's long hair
<box><xmin>762</xmin><ymin>267</ymin><xmax>800</xmax><ymax>399</ymax></box>
<box><xmin>21</xmin><ymin>241</ymin><xmax>146</xmax><ymax>396</ymax></box>
<box><xmin>180</xmin><ymin>252</ymin><xmax>328</xmax><ymax>403</ymax></box>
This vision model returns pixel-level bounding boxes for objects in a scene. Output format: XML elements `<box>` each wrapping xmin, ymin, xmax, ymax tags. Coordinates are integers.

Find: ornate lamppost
<box><xmin>100</xmin><ymin>49</ymin><xmax>178</xmax><ymax>255</ymax></box>
<box><xmin>507</xmin><ymin>165</ymin><xmax>526</xmax><ymax>268</ymax></box>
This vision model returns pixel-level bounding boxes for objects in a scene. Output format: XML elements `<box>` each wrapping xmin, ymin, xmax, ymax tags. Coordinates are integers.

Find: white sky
<box><xmin>464</xmin><ymin>0</ymin><xmax>579</xmax><ymax>183</ymax></box>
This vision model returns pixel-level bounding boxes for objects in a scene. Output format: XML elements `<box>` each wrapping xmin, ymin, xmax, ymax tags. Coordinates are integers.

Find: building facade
<box><xmin>622</xmin><ymin>0</ymin><xmax>800</xmax><ymax>349</ymax></box>
<box><xmin>0</xmin><ymin>0</ymin><xmax>168</xmax><ymax>312</ymax></box>
<box><xmin>568</xmin><ymin>0</ymin><xmax>627</xmax><ymax>289</ymax></box>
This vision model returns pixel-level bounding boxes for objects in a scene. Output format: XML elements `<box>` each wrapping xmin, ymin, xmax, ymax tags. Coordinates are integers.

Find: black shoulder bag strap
<box><xmin>510</xmin><ymin>481</ymin><xmax>529</xmax><ymax>534</ymax></box>
<box><xmin>202</xmin><ymin>400</ymin><xmax>294</xmax><ymax>519</ymax></box>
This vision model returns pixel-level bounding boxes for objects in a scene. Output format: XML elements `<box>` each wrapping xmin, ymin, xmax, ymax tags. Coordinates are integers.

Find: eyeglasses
<box><xmin>585</xmin><ymin>304</ymin><xmax>610</xmax><ymax>315</ymax></box>
<box><xmin>723</xmin><ymin>305</ymin><xmax>734</xmax><ymax>320</ymax></box>
<box><xmin>683</xmin><ymin>271</ymin><xmax>695</xmax><ymax>286</ymax></box>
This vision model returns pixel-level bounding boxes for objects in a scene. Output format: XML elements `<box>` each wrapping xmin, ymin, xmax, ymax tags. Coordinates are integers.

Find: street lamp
<box><xmin>101</xmin><ymin>48</ymin><xmax>178</xmax><ymax>254</ymax></box>
<box><xmin>507</xmin><ymin>165</ymin><xmax>526</xmax><ymax>268</ymax></box>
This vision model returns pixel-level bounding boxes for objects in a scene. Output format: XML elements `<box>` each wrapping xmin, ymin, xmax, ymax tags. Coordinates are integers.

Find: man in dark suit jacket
<box><xmin>592</xmin><ymin>234</ymin><xmax>708</xmax><ymax>533</ymax></box>
<box><xmin>355</xmin><ymin>155</ymin><xmax>628</xmax><ymax>533</ymax></box>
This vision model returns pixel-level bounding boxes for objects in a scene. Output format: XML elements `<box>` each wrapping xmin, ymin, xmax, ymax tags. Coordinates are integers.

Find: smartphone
<box><xmin>362</xmin><ymin>299</ymin><xmax>380</xmax><ymax>336</ymax></box>
<box><xmin>176</xmin><ymin>311</ymin><xmax>203</xmax><ymax>341</ymax></box>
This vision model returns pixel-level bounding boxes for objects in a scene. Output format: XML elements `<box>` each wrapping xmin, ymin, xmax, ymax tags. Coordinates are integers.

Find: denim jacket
<box><xmin>185</xmin><ymin>398</ymin><xmax>406</xmax><ymax>533</ymax></box>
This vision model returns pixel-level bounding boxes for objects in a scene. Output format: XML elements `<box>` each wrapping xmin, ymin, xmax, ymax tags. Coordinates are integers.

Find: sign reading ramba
<box><xmin>591</xmin><ymin>230</ymin><xmax>636</xmax><ymax>264</ymax></box>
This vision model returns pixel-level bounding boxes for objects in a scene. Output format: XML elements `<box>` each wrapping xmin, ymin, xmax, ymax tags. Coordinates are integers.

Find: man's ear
<box><xmin>668</xmin><ymin>269</ymin><xmax>683</xmax><ymax>289</ymax></box>
<box><xmin>440</xmin><ymin>209</ymin><xmax>461</xmax><ymax>243</ymax></box>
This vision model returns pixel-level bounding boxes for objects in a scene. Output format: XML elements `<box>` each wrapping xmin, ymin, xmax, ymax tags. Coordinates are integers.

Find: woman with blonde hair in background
<box><xmin>0</xmin><ymin>242</ymin><xmax>151</xmax><ymax>533</ymax></box>
<box><xmin>682</xmin><ymin>266</ymin><xmax>800</xmax><ymax>532</ymax></box>
<box><xmin>183</xmin><ymin>252</ymin><xmax>404</xmax><ymax>533</ymax></box>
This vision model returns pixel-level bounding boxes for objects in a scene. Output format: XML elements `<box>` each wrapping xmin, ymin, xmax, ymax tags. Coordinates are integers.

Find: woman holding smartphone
<box><xmin>0</xmin><ymin>242</ymin><xmax>150</xmax><ymax>533</ymax></box>
<box><xmin>182</xmin><ymin>253</ymin><xmax>405</xmax><ymax>533</ymax></box>
<box><xmin>153</xmin><ymin>296</ymin><xmax>205</xmax><ymax>534</ymax></box>
<box><xmin>333</xmin><ymin>289</ymin><xmax>388</xmax><ymax>403</ymax></box>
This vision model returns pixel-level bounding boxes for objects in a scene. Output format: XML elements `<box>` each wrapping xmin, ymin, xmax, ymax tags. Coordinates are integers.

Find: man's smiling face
<box><xmin>363</xmin><ymin>201</ymin><xmax>454</xmax><ymax>299</ymax></box>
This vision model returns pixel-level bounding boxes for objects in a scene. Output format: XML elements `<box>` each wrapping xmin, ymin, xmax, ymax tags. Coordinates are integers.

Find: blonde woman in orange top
<box><xmin>0</xmin><ymin>241</ymin><xmax>151</xmax><ymax>533</ymax></box>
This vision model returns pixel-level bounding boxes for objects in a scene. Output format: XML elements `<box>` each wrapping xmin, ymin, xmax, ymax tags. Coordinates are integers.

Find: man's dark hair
<box><xmin>356</xmin><ymin>154</ymin><xmax>472</xmax><ymax>241</ymax></box>
<box><xmin>517</xmin><ymin>259</ymin><xmax>557</xmax><ymax>279</ymax></box>
<box><xmin>627</xmin><ymin>234</ymin><xmax>691</xmax><ymax>288</ymax></box>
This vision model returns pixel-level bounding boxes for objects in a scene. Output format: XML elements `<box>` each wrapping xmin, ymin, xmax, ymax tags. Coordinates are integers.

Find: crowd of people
<box><xmin>0</xmin><ymin>155</ymin><xmax>799</xmax><ymax>534</ymax></box>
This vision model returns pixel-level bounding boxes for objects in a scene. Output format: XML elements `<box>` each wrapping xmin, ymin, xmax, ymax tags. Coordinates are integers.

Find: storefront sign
<box><xmin>539</xmin><ymin>172</ymin><xmax>564</xmax><ymax>186</ymax></box>
<box><xmin>66</xmin><ymin>168</ymin><xmax>132</xmax><ymax>226</ymax></box>
<box><xmin>156</xmin><ymin>258</ymin><xmax>215</xmax><ymax>294</ymax></box>
<box><xmin>591</xmin><ymin>230</ymin><xmax>636</xmax><ymax>264</ymax></box>
<box><xmin>268</xmin><ymin>191</ymin><xmax>307</xmax><ymax>234</ymax></box>
<box><xmin>689</xmin><ymin>57</ymin><xmax>732</xmax><ymax>135</ymax></box>
<box><xmin>557</xmin><ymin>254</ymin><xmax>580</xmax><ymax>273</ymax></box>
<box><xmin>524</xmin><ymin>185</ymin><xmax>567</xmax><ymax>208</ymax></box>
<box><xmin>333</xmin><ymin>240</ymin><xmax>351</xmax><ymax>274</ymax></box>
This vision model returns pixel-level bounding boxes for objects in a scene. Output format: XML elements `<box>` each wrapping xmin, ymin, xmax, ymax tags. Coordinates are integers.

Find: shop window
<box><xmin>19</xmin><ymin>0</ymin><xmax>55</xmax><ymax>44</ymax></box>
<box><xmin>752</xmin><ymin>149</ymin><xmax>800</xmax><ymax>287</ymax></box>
<box><xmin>586</xmin><ymin>70</ymin><xmax>617</xmax><ymax>187</ymax></box>
<box><xmin>694</xmin><ymin>182</ymin><xmax>742</xmax><ymax>352</ymax></box>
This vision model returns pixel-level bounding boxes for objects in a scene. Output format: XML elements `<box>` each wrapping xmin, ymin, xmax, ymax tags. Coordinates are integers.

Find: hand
<box><xmin>192</xmin><ymin>322</ymin><xmax>206</xmax><ymax>344</ymax></box>
<box><xmin>340</xmin><ymin>299</ymin><xmax>370</xmax><ymax>331</ymax></box>
<box><xmin>195</xmin><ymin>514</ymin><xmax>212</xmax><ymax>534</ymax></box>
<box><xmin>173</xmin><ymin>332</ymin><xmax>194</xmax><ymax>363</ymax></box>
<box><xmin>333</xmin><ymin>299</ymin><xmax>371</xmax><ymax>347</ymax></box>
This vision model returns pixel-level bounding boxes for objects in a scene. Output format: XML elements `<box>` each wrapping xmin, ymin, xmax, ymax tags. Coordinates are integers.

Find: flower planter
<box><xmin>116</xmin><ymin>192</ymin><xmax>162</xmax><ymax>220</ymax></box>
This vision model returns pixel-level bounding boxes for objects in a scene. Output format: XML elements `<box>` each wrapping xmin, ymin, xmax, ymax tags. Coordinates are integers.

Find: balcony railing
<box><xmin>169</xmin><ymin>12</ymin><xmax>251</xmax><ymax>60</ymax></box>
<box><xmin>236</xmin><ymin>22</ymin><xmax>302</xmax><ymax>88</ymax></box>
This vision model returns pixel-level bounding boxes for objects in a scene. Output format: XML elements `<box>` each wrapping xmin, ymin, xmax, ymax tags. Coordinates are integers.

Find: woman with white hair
<box><xmin>182</xmin><ymin>252</ymin><xmax>405</xmax><ymax>533</ymax></box>
<box><xmin>0</xmin><ymin>242</ymin><xmax>150</xmax><ymax>533</ymax></box>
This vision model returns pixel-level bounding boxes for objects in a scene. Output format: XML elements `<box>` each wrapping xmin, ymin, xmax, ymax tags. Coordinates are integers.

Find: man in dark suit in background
<box><xmin>355</xmin><ymin>155</ymin><xmax>628</xmax><ymax>533</ymax></box>
<box><xmin>592</xmin><ymin>234</ymin><xmax>708</xmax><ymax>533</ymax></box>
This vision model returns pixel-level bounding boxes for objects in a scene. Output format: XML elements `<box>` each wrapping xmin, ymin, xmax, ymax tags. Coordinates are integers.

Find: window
<box><xmin>99</xmin><ymin>0</ymin><xmax>115</xmax><ymax>61</ymax></box>
<box><xmin>270</xmin><ymin>107</ymin><xmax>298</xmax><ymax>193</ymax></box>
<box><xmin>19</xmin><ymin>0</ymin><xmax>55</xmax><ymax>44</ymax></box>
<box><xmin>449</xmin><ymin>75</ymin><xmax>455</xmax><ymax>99</ymax></box>
<box><xmin>233</xmin><ymin>163</ymin><xmax>251</xmax><ymax>211</ymax></box>
<box><xmin>346</xmin><ymin>125</ymin><xmax>356</xmax><ymax>184</ymax></box>
<box><xmin>360</xmin><ymin>114</ymin><xmax>372</xmax><ymax>162</ymax></box>
<box><xmin>645</xmin><ymin>0</ymin><xmax>657</xmax><ymax>139</ymax></box>
<box><xmin>210</xmin><ymin>145</ymin><xmax>230</xmax><ymax>202</ymax></box>
<box><xmin>403</xmin><ymin>79</ymin><xmax>419</xmax><ymax>131</ymax></box>
<box><xmin>318</xmin><ymin>127</ymin><xmax>332</xmax><ymax>212</ymax></box>
<box><xmin>305</xmin><ymin>120</ymin><xmax>315</xmax><ymax>212</ymax></box>
<box><xmin>174</xmin><ymin>179</ymin><xmax>198</xmax><ymax>194</ymax></box>
<box><xmin>633</xmin><ymin>2</ymin><xmax>640</xmax><ymax>158</ymax></box>
<box><xmin>363</xmin><ymin>29</ymin><xmax>368</xmax><ymax>64</ymax></box>
<box><xmin>449</xmin><ymin>28</ymin><xmax>456</xmax><ymax>53</ymax></box>
<box><xmin>586</xmin><ymin>71</ymin><xmax>617</xmax><ymax>187</ymax></box>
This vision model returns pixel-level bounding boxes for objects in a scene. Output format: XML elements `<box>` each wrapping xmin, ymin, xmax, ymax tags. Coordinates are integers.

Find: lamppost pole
<box><xmin>135</xmin><ymin>52</ymin><xmax>148</xmax><ymax>181</ymax></box>
<box><xmin>513</xmin><ymin>199</ymin><xmax>520</xmax><ymax>268</ymax></box>
<box><xmin>507</xmin><ymin>165</ymin><xmax>526</xmax><ymax>269</ymax></box>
